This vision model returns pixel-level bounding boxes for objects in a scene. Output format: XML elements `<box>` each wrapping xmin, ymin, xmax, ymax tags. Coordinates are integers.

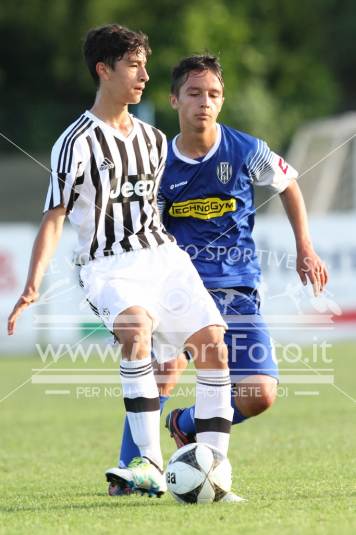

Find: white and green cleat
<box><xmin>105</xmin><ymin>457</ymin><xmax>167</xmax><ymax>498</ymax></box>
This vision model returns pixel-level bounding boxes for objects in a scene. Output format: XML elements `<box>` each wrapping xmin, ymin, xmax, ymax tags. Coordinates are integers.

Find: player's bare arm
<box><xmin>279</xmin><ymin>179</ymin><xmax>328</xmax><ymax>296</ymax></box>
<box><xmin>7</xmin><ymin>206</ymin><xmax>66</xmax><ymax>335</ymax></box>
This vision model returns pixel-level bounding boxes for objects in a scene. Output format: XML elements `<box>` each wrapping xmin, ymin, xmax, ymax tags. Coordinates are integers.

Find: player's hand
<box><xmin>8</xmin><ymin>289</ymin><xmax>39</xmax><ymax>336</ymax></box>
<box><xmin>296</xmin><ymin>247</ymin><xmax>328</xmax><ymax>297</ymax></box>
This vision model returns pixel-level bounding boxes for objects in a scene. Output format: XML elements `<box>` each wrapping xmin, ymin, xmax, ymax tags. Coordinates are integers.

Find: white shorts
<box><xmin>79</xmin><ymin>243</ymin><xmax>226</xmax><ymax>362</ymax></box>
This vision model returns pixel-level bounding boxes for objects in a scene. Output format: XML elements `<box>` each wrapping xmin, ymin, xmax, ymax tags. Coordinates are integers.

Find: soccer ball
<box><xmin>165</xmin><ymin>443</ymin><xmax>232</xmax><ymax>504</ymax></box>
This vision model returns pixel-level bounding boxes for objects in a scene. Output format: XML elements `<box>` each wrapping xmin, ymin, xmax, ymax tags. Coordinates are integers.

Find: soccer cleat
<box><xmin>220</xmin><ymin>491</ymin><xmax>247</xmax><ymax>503</ymax></box>
<box><xmin>128</xmin><ymin>457</ymin><xmax>167</xmax><ymax>497</ymax></box>
<box><xmin>106</xmin><ymin>467</ymin><xmax>135</xmax><ymax>496</ymax></box>
<box><xmin>165</xmin><ymin>409</ymin><xmax>196</xmax><ymax>448</ymax></box>
<box><xmin>106</xmin><ymin>457</ymin><xmax>167</xmax><ymax>498</ymax></box>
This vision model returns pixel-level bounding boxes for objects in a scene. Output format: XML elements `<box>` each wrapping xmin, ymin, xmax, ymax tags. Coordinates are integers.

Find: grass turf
<box><xmin>0</xmin><ymin>343</ymin><xmax>355</xmax><ymax>535</ymax></box>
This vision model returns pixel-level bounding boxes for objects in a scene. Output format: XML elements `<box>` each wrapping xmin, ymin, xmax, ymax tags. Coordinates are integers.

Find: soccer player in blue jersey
<box><xmin>110</xmin><ymin>54</ymin><xmax>328</xmax><ymax>493</ymax></box>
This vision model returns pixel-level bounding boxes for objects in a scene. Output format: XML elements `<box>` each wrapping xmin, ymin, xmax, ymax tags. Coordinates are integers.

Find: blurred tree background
<box><xmin>0</xmin><ymin>0</ymin><xmax>355</xmax><ymax>152</ymax></box>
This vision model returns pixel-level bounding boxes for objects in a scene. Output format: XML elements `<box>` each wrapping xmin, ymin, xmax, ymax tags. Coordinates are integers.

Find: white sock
<box><xmin>195</xmin><ymin>369</ymin><xmax>233</xmax><ymax>457</ymax></box>
<box><xmin>120</xmin><ymin>356</ymin><xmax>162</xmax><ymax>470</ymax></box>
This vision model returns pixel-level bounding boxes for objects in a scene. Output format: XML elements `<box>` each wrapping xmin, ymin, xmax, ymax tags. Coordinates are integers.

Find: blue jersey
<box><xmin>158</xmin><ymin>124</ymin><xmax>297</xmax><ymax>288</ymax></box>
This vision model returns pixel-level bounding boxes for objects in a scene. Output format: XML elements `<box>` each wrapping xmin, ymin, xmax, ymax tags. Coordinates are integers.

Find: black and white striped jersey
<box><xmin>44</xmin><ymin>110</ymin><xmax>174</xmax><ymax>265</ymax></box>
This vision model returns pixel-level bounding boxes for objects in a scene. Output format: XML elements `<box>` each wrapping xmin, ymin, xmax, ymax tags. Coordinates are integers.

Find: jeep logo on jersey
<box><xmin>109</xmin><ymin>175</ymin><xmax>155</xmax><ymax>201</ymax></box>
<box><xmin>217</xmin><ymin>162</ymin><xmax>232</xmax><ymax>184</ymax></box>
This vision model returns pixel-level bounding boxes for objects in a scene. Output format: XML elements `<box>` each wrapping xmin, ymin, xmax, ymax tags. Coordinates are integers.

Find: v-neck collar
<box><xmin>85</xmin><ymin>110</ymin><xmax>138</xmax><ymax>142</ymax></box>
<box><xmin>172</xmin><ymin>124</ymin><xmax>221</xmax><ymax>164</ymax></box>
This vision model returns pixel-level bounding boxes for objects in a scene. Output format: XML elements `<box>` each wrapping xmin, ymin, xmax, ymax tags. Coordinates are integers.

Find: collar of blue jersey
<box><xmin>172</xmin><ymin>124</ymin><xmax>221</xmax><ymax>164</ymax></box>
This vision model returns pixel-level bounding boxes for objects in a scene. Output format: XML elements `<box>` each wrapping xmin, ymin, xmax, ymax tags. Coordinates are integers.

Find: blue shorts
<box><xmin>209</xmin><ymin>287</ymin><xmax>279</xmax><ymax>383</ymax></box>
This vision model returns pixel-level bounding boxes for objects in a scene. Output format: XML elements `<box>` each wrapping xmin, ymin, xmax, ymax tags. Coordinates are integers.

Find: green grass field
<box><xmin>0</xmin><ymin>343</ymin><xmax>355</xmax><ymax>535</ymax></box>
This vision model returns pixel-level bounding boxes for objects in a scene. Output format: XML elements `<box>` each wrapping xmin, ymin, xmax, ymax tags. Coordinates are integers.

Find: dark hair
<box><xmin>83</xmin><ymin>24</ymin><xmax>151</xmax><ymax>85</ymax></box>
<box><xmin>171</xmin><ymin>54</ymin><xmax>224</xmax><ymax>96</ymax></box>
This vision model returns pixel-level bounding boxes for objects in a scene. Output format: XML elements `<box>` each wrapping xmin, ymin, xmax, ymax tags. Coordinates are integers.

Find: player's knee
<box><xmin>120</xmin><ymin>334</ymin><xmax>151</xmax><ymax>359</ymax></box>
<box><xmin>114</xmin><ymin>314</ymin><xmax>152</xmax><ymax>359</ymax></box>
<box><xmin>236</xmin><ymin>382</ymin><xmax>277</xmax><ymax>417</ymax></box>
<box><xmin>186</xmin><ymin>326</ymin><xmax>228</xmax><ymax>369</ymax></box>
<box><xmin>248</xmin><ymin>391</ymin><xmax>276</xmax><ymax>416</ymax></box>
<box><xmin>203</xmin><ymin>341</ymin><xmax>228</xmax><ymax>369</ymax></box>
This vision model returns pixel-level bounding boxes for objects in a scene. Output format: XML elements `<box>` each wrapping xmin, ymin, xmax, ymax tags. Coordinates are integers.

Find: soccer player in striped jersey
<box><xmin>7</xmin><ymin>31</ymin><xmax>235</xmax><ymax>498</ymax></box>
<box><xmin>115</xmin><ymin>55</ymin><xmax>329</xmax><ymax>492</ymax></box>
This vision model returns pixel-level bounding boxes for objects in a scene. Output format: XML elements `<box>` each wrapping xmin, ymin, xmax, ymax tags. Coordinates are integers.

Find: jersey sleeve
<box><xmin>246</xmin><ymin>138</ymin><xmax>298</xmax><ymax>193</ymax></box>
<box><xmin>43</xmin><ymin>136</ymin><xmax>85</xmax><ymax>214</ymax></box>
<box><xmin>157</xmin><ymin>185</ymin><xmax>168</xmax><ymax>218</ymax></box>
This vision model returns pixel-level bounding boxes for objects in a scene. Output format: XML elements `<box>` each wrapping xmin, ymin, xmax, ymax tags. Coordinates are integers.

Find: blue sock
<box><xmin>177</xmin><ymin>389</ymin><xmax>248</xmax><ymax>437</ymax></box>
<box><xmin>231</xmin><ymin>388</ymin><xmax>248</xmax><ymax>424</ymax></box>
<box><xmin>119</xmin><ymin>395</ymin><xmax>169</xmax><ymax>467</ymax></box>
<box><xmin>232</xmin><ymin>406</ymin><xmax>248</xmax><ymax>424</ymax></box>
<box><xmin>118</xmin><ymin>417</ymin><xmax>139</xmax><ymax>468</ymax></box>
<box><xmin>177</xmin><ymin>406</ymin><xmax>196</xmax><ymax>435</ymax></box>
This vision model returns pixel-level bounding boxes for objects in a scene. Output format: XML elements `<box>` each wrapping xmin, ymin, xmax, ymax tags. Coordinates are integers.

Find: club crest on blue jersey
<box><xmin>216</xmin><ymin>162</ymin><xmax>232</xmax><ymax>184</ymax></box>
